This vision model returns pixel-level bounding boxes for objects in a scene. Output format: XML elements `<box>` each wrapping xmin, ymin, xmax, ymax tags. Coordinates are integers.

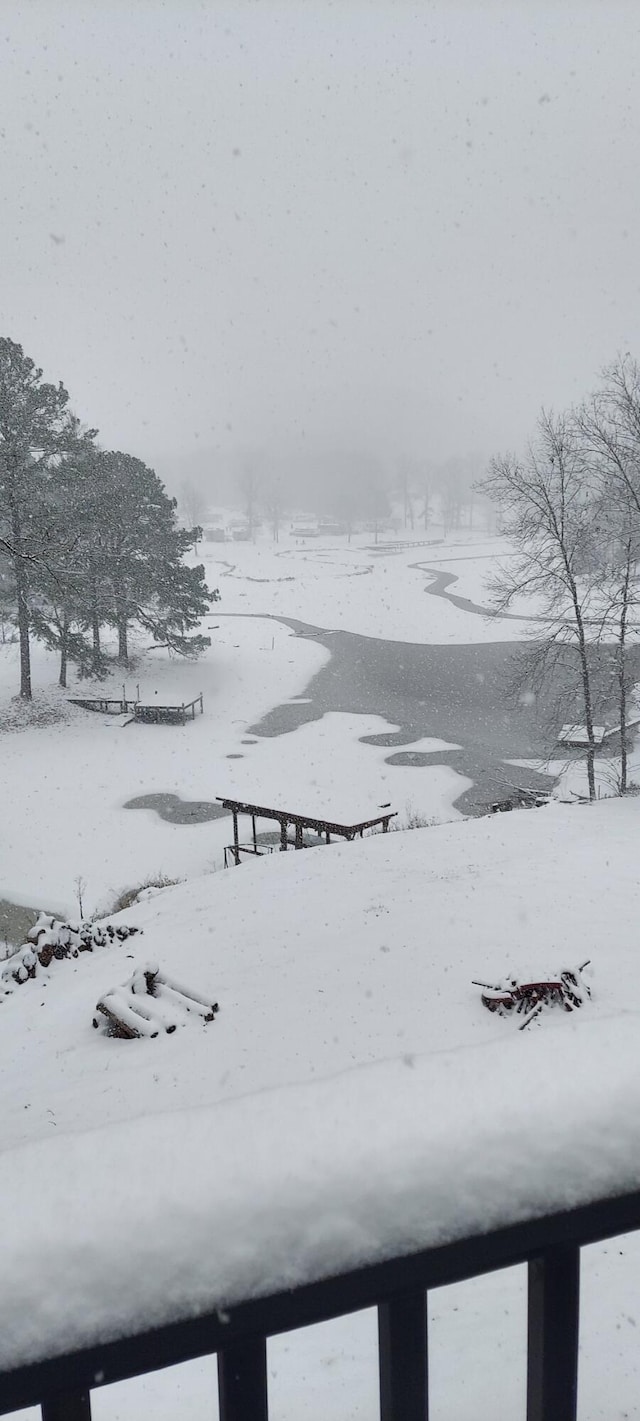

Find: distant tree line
<box><xmin>480</xmin><ymin>355</ymin><xmax>640</xmax><ymax>798</ymax></box>
<box><xmin>179</xmin><ymin>447</ymin><xmax>488</xmax><ymax>545</ymax></box>
<box><xmin>0</xmin><ymin>338</ymin><xmax>218</xmax><ymax>699</ymax></box>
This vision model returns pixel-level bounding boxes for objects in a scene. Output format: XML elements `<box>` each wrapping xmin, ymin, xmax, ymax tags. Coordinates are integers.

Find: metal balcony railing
<box><xmin>3</xmin><ymin>1184</ymin><xmax>640</xmax><ymax>1421</ymax></box>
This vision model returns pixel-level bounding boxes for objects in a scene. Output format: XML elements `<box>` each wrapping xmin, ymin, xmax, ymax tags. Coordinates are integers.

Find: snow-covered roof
<box><xmin>558</xmin><ymin>724</ymin><xmax>607</xmax><ymax>746</ymax></box>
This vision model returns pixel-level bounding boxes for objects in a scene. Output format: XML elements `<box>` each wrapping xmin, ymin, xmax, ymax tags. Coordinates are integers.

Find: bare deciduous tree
<box><xmin>263</xmin><ymin>476</ymin><xmax>285</xmax><ymax>542</ymax></box>
<box><xmin>180</xmin><ymin>479</ymin><xmax>207</xmax><ymax>541</ymax></box>
<box><xmin>589</xmin><ymin>479</ymin><xmax>640</xmax><ymax>793</ymax></box>
<box><xmin>480</xmin><ymin>410</ymin><xmax>601</xmax><ymax>800</ymax></box>
<box><xmin>239</xmin><ymin>461</ymin><xmax>260</xmax><ymax>540</ymax></box>
<box><xmin>578</xmin><ymin>354</ymin><xmax>640</xmax><ymax>518</ymax></box>
<box><xmin>397</xmin><ymin>459</ymin><xmax>414</xmax><ymax>529</ymax></box>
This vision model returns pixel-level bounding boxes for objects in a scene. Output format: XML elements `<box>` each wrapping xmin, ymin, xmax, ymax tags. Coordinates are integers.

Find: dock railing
<box><xmin>69</xmin><ymin>694</ymin><xmax>204</xmax><ymax>724</ymax></box>
<box><xmin>3</xmin><ymin>1183</ymin><xmax>640</xmax><ymax>1420</ymax></box>
<box><xmin>132</xmin><ymin>693</ymin><xmax>204</xmax><ymax>725</ymax></box>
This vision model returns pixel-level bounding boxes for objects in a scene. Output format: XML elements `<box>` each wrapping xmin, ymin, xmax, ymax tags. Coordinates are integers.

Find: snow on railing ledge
<box><xmin>4</xmin><ymin>1012</ymin><xmax>640</xmax><ymax>1419</ymax></box>
<box><xmin>4</xmin><ymin>1184</ymin><xmax>640</xmax><ymax>1421</ymax></box>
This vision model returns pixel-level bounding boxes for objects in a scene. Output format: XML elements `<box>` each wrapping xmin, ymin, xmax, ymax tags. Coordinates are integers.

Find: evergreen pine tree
<box><xmin>0</xmin><ymin>339</ymin><xmax>90</xmax><ymax>697</ymax></box>
<box><xmin>91</xmin><ymin>451</ymin><xmax>217</xmax><ymax>662</ymax></box>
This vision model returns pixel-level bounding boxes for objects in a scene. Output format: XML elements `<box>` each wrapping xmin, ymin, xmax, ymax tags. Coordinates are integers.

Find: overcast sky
<box><xmin>2</xmin><ymin>0</ymin><xmax>640</xmax><ymax>477</ymax></box>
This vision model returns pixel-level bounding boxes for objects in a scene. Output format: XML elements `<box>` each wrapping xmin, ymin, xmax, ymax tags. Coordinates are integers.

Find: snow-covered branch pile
<box><xmin>475</xmin><ymin>962</ymin><xmax>591</xmax><ymax>1028</ymax></box>
<box><xmin>0</xmin><ymin>914</ymin><xmax>141</xmax><ymax>1002</ymax></box>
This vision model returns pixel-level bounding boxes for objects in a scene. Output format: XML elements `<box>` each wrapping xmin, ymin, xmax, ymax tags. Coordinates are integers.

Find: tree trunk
<box><xmin>617</xmin><ymin>547</ymin><xmax>632</xmax><ymax>794</ymax></box>
<box><xmin>10</xmin><ymin>499</ymin><xmax>32</xmax><ymax>699</ymax></box>
<box><xmin>619</xmin><ymin>656</ymin><xmax>628</xmax><ymax>794</ymax></box>
<box><xmin>558</xmin><ymin>544</ymin><xmax>598</xmax><ymax>802</ymax></box>
<box><xmin>573</xmin><ymin>607</ymin><xmax>597</xmax><ymax>802</ymax></box>
<box><xmin>16</xmin><ymin>573</ymin><xmax>31</xmax><ymax>699</ymax></box>
<box><xmin>113</xmin><ymin>582</ymin><xmax>129</xmax><ymax>662</ymax></box>
<box><xmin>58</xmin><ymin>614</ymin><xmax>69</xmax><ymax>689</ymax></box>
<box><xmin>89</xmin><ymin>568</ymin><xmax>101</xmax><ymax>670</ymax></box>
<box><xmin>92</xmin><ymin>607</ymin><xmax>101</xmax><ymax>661</ymax></box>
<box><xmin>117</xmin><ymin>615</ymin><xmax>128</xmax><ymax>663</ymax></box>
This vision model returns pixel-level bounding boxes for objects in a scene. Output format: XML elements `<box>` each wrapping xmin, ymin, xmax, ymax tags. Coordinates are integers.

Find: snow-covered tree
<box><xmin>0</xmin><ymin>339</ymin><xmax>92</xmax><ymax>697</ymax></box>
<box><xmin>89</xmin><ymin>451</ymin><xmax>217</xmax><ymax>663</ymax></box>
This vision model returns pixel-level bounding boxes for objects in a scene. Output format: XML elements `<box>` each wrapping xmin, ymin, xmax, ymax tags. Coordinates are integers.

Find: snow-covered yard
<box><xmin>3</xmin><ymin>796</ymin><xmax>640</xmax><ymax>1419</ymax></box>
<box><xmin>3</xmin><ymin>524</ymin><xmax>640</xmax><ymax>1421</ymax></box>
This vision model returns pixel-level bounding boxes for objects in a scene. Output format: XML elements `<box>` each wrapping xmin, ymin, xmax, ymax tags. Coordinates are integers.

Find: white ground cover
<box><xmin>0</xmin><ymin>632</ymin><xmax>468</xmax><ymax>920</ymax></box>
<box><xmin>0</xmin><ymin>618</ymin><xmax>327</xmax><ymax>920</ymax></box>
<box><xmin>0</xmin><ymin>523</ymin><xmax>508</xmax><ymax>923</ymax></box>
<box><xmin>510</xmin><ymin>738</ymin><xmax>640</xmax><ymax>807</ymax></box>
<box><xmin>2</xmin><ymin>796</ymin><xmax>640</xmax><ymax>1420</ymax></box>
<box><xmin>4</xmin><ymin>521</ymin><xmax>638</xmax><ymax>1420</ymax></box>
<box><xmin>206</xmin><ymin>527</ymin><xmax>536</xmax><ymax>644</ymax></box>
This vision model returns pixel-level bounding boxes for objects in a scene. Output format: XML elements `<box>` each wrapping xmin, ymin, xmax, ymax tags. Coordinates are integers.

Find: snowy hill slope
<box><xmin>2</xmin><ymin>797</ymin><xmax>640</xmax><ymax>1374</ymax></box>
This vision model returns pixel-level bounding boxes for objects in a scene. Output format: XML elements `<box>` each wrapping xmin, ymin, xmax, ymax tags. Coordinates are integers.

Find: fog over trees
<box><xmin>173</xmin><ymin>444</ymin><xmax>486</xmax><ymax>543</ymax></box>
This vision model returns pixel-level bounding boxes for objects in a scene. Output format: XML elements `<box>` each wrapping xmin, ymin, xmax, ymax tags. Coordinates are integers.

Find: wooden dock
<box><xmin>217</xmin><ymin>795</ymin><xmax>396</xmax><ymax>867</ymax></box>
<box><xmin>69</xmin><ymin>693</ymin><xmax>204</xmax><ymax>725</ymax></box>
<box><xmin>132</xmin><ymin>694</ymin><xmax>204</xmax><ymax>726</ymax></box>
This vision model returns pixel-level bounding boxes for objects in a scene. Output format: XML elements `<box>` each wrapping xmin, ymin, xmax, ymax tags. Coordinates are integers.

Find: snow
<box><xmin>6</xmin><ymin>1007</ymin><xmax>640</xmax><ymax>1373</ymax></box>
<box><xmin>558</xmin><ymin>723</ymin><xmax>607</xmax><ymax>746</ymax></box>
<box><xmin>2</xmin><ymin>795</ymin><xmax>640</xmax><ymax>1385</ymax></box>
<box><xmin>3</xmin><ymin>521</ymin><xmax>640</xmax><ymax>1419</ymax></box>
<box><xmin>207</xmin><ymin>532</ymin><xmax>537</xmax><ymax>645</ymax></box>
<box><xmin>214</xmin><ymin>713</ymin><xmax>468</xmax><ymax>828</ymax></box>
<box><xmin>0</xmin><ymin>616</ymin><xmax>329</xmax><ymax>918</ymax></box>
<box><xmin>0</xmin><ymin>524</ymin><xmax>507</xmax><ymax>920</ymax></box>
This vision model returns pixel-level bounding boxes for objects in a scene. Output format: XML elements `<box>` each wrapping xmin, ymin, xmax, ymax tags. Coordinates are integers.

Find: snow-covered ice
<box><xmin>0</xmin><ymin>528</ymin><xmax>507</xmax><ymax>917</ymax></box>
<box><xmin>208</xmin><ymin>533</ymin><xmax>536</xmax><ymax>644</ymax></box>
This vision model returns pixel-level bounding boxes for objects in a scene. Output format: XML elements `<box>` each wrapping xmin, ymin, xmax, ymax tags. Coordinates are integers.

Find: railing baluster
<box><xmin>41</xmin><ymin>1392</ymin><xmax>92</xmax><ymax>1421</ymax></box>
<box><xmin>527</xmin><ymin>1246</ymin><xmax>580</xmax><ymax>1421</ymax></box>
<box><xmin>378</xmin><ymin>1288</ymin><xmax>429</xmax><ymax>1421</ymax></box>
<box><xmin>218</xmin><ymin>1336</ymin><xmax>268</xmax><ymax>1421</ymax></box>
